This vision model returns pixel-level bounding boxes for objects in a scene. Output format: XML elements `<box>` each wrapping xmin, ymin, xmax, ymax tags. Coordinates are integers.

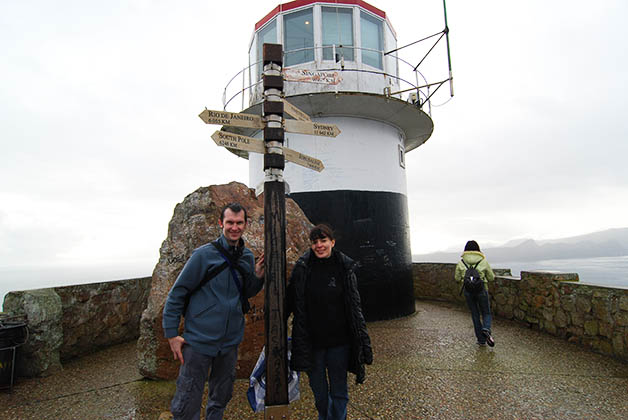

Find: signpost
<box><xmin>282</xmin><ymin>148</ymin><xmax>324</xmax><ymax>172</ymax></box>
<box><xmin>211</xmin><ymin>130</ymin><xmax>324</xmax><ymax>172</ymax></box>
<box><xmin>260</xmin><ymin>43</ymin><xmax>289</xmax><ymax>420</ymax></box>
<box><xmin>284</xmin><ymin>119</ymin><xmax>341</xmax><ymax>138</ymax></box>
<box><xmin>199</xmin><ymin>43</ymin><xmax>339</xmax><ymax>420</ymax></box>
<box><xmin>199</xmin><ymin>108</ymin><xmax>340</xmax><ymax>138</ymax></box>
<box><xmin>210</xmin><ymin>130</ymin><xmax>264</xmax><ymax>154</ymax></box>
<box><xmin>199</xmin><ymin>108</ymin><xmax>264</xmax><ymax>129</ymax></box>
<box><xmin>282</xmin><ymin>99</ymin><xmax>310</xmax><ymax>121</ymax></box>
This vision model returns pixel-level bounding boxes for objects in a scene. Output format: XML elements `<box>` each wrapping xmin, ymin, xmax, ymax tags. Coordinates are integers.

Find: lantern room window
<box><xmin>360</xmin><ymin>10</ymin><xmax>383</xmax><ymax>69</ymax></box>
<box><xmin>322</xmin><ymin>7</ymin><xmax>354</xmax><ymax>62</ymax></box>
<box><xmin>284</xmin><ymin>8</ymin><xmax>314</xmax><ymax>66</ymax></box>
<box><xmin>257</xmin><ymin>19</ymin><xmax>277</xmax><ymax>78</ymax></box>
<box><xmin>252</xmin><ymin>2</ymin><xmax>392</xmax><ymax>79</ymax></box>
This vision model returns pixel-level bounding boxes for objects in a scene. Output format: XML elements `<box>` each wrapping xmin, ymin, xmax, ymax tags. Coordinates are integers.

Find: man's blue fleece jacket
<box><xmin>162</xmin><ymin>235</ymin><xmax>264</xmax><ymax>356</ymax></box>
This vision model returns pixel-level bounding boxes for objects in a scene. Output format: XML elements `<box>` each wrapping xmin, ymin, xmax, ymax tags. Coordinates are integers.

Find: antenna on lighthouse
<box><xmin>443</xmin><ymin>0</ymin><xmax>454</xmax><ymax>97</ymax></box>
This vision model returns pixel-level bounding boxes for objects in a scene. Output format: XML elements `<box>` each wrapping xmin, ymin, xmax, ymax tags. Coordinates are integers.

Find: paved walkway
<box><xmin>1</xmin><ymin>300</ymin><xmax>627</xmax><ymax>419</ymax></box>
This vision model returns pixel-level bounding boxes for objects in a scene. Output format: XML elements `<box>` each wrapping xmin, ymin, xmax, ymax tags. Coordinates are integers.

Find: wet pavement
<box><xmin>1</xmin><ymin>300</ymin><xmax>627</xmax><ymax>419</ymax></box>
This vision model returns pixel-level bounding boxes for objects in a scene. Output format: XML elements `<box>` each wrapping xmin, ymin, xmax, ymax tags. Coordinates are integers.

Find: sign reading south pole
<box><xmin>200</xmin><ymin>106</ymin><xmax>335</xmax><ymax>172</ymax></box>
<box><xmin>211</xmin><ymin>131</ymin><xmax>325</xmax><ymax>172</ymax></box>
<box><xmin>210</xmin><ymin>131</ymin><xmax>264</xmax><ymax>154</ymax></box>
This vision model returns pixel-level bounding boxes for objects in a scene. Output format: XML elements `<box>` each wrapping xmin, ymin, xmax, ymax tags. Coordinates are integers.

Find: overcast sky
<box><xmin>1</xmin><ymin>0</ymin><xmax>627</xmax><ymax>278</ymax></box>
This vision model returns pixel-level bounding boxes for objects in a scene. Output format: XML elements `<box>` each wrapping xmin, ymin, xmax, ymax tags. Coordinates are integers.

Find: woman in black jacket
<box><xmin>288</xmin><ymin>224</ymin><xmax>372</xmax><ymax>420</ymax></box>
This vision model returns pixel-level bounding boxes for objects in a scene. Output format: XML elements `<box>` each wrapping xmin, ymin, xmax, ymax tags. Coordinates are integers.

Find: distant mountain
<box><xmin>413</xmin><ymin>228</ymin><xmax>628</xmax><ymax>263</ymax></box>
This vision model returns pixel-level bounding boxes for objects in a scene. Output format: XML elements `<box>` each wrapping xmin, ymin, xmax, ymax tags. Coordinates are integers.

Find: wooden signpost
<box><xmin>199</xmin><ymin>43</ymin><xmax>339</xmax><ymax>420</ymax></box>
<box><xmin>284</xmin><ymin>119</ymin><xmax>341</xmax><ymax>138</ymax></box>
<box><xmin>210</xmin><ymin>130</ymin><xmax>265</xmax><ymax>154</ymax></box>
<box><xmin>199</xmin><ymin>108</ymin><xmax>340</xmax><ymax>138</ymax></box>
<box><xmin>199</xmin><ymin>109</ymin><xmax>264</xmax><ymax>129</ymax></box>
<box><xmin>282</xmin><ymin>148</ymin><xmax>324</xmax><ymax>172</ymax></box>
<box><xmin>281</xmin><ymin>98</ymin><xmax>310</xmax><ymax>121</ymax></box>
<box><xmin>211</xmin><ymin>130</ymin><xmax>324</xmax><ymax>173</ymax></box>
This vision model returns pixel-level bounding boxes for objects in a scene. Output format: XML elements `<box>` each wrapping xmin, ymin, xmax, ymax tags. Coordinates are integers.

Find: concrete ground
<box><xmin>1</xmin><ymin>300</ymin><xmax>627</xmax><ymax>420</ymax></box>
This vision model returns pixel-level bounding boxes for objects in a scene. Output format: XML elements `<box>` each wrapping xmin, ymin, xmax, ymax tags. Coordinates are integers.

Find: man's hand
<box><xmin>255</xmin><ymin>253</ymin><xmax>265</xmax><ymax>279</ymax></box>
<box><xmin>168</xmin><ymin>336</ymin><xmax>186</xmax><ymax>364</ymax></box>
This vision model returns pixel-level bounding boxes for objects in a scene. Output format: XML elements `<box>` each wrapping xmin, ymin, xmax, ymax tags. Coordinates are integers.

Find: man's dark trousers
<box><xmin>170</xmin><ymin>345</ymin><xmax>238</xmax><ymax>420</ymax></box>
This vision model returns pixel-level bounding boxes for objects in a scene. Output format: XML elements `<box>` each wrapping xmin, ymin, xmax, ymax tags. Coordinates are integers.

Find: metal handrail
<box><xmin>220</xmin><ymin>31</ymin><xmax>452</xmax><ymax>115</ymax></box>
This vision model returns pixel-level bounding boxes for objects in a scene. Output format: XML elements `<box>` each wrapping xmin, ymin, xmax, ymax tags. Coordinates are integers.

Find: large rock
<box><xmin>3</xmin><ymin>289</ymin><xmax>63</xmax><ymax>377</ymax></box>
<box><xmin>138</xmin><ymin>182</ymin><xmax>313</xmax><ymax>379</ymax></box>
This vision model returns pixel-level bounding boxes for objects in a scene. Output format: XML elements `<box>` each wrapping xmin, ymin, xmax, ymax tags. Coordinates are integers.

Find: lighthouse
<box><xmin>222</xmin><ymin>0</ymin><xmax>441</xmax><ymax>321</ymax></box>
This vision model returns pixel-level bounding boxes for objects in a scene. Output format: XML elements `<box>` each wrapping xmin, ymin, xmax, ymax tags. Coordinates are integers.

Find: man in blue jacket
<box><xmin>163</xmin><ymin>202</ymin><xmax>264</xmax><ymax>420</ymax></box>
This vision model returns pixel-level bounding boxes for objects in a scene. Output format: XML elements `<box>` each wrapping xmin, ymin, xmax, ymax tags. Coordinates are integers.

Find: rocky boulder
<box><xmin>138</xmin><ymin>181</ymin><xmax>313</xmax><ymax>379</ymax></box>
<box><xmin>3</xmin><ymin>289</ymin><xmax>63</xmax><ymax>377</ymax></box>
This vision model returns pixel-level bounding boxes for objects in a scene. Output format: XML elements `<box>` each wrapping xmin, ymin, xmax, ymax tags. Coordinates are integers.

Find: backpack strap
<box><xmin>183</xmin><ymin>259</ymin><xmax>229</xmax><ymax>315</ymax></box>
<box><xmin>459</xmin><ymin>259</ymin><xmax>467</xmax><ymax>295</ymax></box>
<box><xmin>211</xmin><ymin>240</ymin><xmax>251</xmax><ymax>313</ymax></box>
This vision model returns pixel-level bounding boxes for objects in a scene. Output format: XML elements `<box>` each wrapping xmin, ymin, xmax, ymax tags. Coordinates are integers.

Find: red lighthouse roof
<box><xmin>255</xmin><ymin>0</ymin><xmax>387</xmax><ymax>31</ymax></box>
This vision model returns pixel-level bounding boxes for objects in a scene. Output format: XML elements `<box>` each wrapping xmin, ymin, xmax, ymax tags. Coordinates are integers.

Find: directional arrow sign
<box><xmin>211</xmin><ymin>131</ymin><xmax>264</xmax><ymax>154</ymax></box>
<box><xmin>211</xmin><ymin>130</ymin><xmax>324</xmax><ymax>172</ymax></box>
<box><xmin>284</xmin><ymin>119</ymin><xmax>340</xmax><ymax>138</ymax></box>
<box><xmin>199</xmin><ymin>109</ymin><xmax>264</xmax><ymax>129</ymax></box>
<box><xmin>282</xmin><ymin>99</ymin><xmax>311</xmax><ymax>121</ymax></box>
<box><xmin>200</xmin><ymin>108</ymin><xmax>339</xmax><ymax>138</ymax></box>
<box><xmin>283</xmin><ymin>148</ymin><xmax>325</xmax><ymax>172</ymax></box>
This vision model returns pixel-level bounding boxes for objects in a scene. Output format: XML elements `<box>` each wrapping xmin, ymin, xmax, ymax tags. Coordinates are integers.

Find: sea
<box><xmin>2</xmin><ymin>256</ymin><xmax>627</xmax><ymax>312</ymax></box>
<box><xmin>414</xmin><ymin>255</ymin><xmax>628</xmax><ymax>289</ymax></box>
<box><xmin>0</xmin><ymin>260</ymin><xmax>154</xmax><ymax>312</ymax></box>
<box><xmin>494</xmin><ymin>255</ymin><xmax>628</xmax><ymax>288</ymax></box>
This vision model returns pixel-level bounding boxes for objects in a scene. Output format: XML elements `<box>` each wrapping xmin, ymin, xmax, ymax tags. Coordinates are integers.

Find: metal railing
<box><xmin>221</xmin><ymin>29</ymin><xmax>453</xmax><ymax>117</ymax></box>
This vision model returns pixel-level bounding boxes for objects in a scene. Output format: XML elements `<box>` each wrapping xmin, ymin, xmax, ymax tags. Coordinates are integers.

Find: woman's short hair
<box><xmin>464</xmin><ymin>240</ymin><xmax>481</xmax><ymax>252</ymax></box>
<box><xmin>309</xmin><ymin>224</ymin><xmax>335</xmax><ymax>242</ymax></box>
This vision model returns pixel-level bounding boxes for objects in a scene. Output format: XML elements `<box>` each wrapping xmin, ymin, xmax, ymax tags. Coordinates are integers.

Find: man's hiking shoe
<box><xmin>477</xmin><ymin>341</ymin><xmax>487</xmax><ymax>347</ymax></box>
<box><xmin>483</xmin><ymin>330</ymin><xmax>495</xmax><ymax>347</ymax></box>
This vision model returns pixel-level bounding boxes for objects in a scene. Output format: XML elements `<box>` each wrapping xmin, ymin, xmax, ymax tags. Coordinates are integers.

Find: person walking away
<box><xmin>288</xmin><ymin>224</ymin><xmax>373</xmax><ymax>420</ymax></box>
<box><xmin>162</xmin><ymin>203</ymin><xmax>265</xmax><ymax>420</ymax></box>
<box><xmin>455</xmin><ymin>240</ymin><xmax>496</xmax><ymax>347</ymax></box>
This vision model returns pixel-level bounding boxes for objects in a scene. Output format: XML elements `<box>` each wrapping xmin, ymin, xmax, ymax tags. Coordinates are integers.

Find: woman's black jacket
<box><xmin>287</xmin><ymin>249</ymin><xmax>373</xmax><ymax>384</ymax></box>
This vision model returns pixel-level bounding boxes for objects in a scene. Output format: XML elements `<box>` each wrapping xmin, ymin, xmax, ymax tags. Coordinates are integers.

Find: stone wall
<box><xmin>3</xmin><ymin>277</ymin><xmax>150</xmax><ymax>377</ymax></box>
<box><xmin>412</xmin><ymin>262</ymin><xmax>628</xmax><ymax>362</ymax></box>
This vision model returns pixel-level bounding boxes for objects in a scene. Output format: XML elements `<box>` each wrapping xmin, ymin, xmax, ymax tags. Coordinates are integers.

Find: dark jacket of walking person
<box><xmin>454</xmin><ymin>240</ymin><xmax>496</xmax><ymax>347</ymax></box>
<box><xmin>288</xmin><ymin>224</ymin><xmax>373</xmax><ymax>420</ymax></box>
<box><xmin>162</xmin><ymin>203</ymin><xmax>264</xmax><ymax>420</ymax></box>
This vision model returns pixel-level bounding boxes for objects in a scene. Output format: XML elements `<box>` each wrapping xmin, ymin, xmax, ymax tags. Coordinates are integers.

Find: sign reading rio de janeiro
<box><xmin>199</xmin><ymin>107</ymin><xmax>340</xmax><ymax>139</ymax></box>
<box><xmin>199</xmin><ymin>100</ymin><xmax>338</xmax><ymax>172</ymax></box>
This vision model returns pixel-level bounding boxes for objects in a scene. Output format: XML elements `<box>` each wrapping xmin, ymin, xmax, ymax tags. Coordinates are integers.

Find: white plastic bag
<box><xmin>246</xmin><ymin>338</ymin><xmax>300</xmax><ymax>413</ymax></box>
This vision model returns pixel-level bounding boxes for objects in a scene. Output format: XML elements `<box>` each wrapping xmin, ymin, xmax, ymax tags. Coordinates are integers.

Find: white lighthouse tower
<box><xmin>223</xmin><ymin>0</ymin><xmax>446</xmax><ymax>321</ymax></box>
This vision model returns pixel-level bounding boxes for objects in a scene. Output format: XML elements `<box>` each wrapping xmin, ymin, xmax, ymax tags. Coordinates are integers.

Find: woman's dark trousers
<box><xmin>307</xmin><ymin>344</ymin><xmax>350</xmax><ymax>420</ymax></box>
<box><xmin>464</xmin><ymin>289</ymin><xmax>492</xmax><ymax>343</ymax></box>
